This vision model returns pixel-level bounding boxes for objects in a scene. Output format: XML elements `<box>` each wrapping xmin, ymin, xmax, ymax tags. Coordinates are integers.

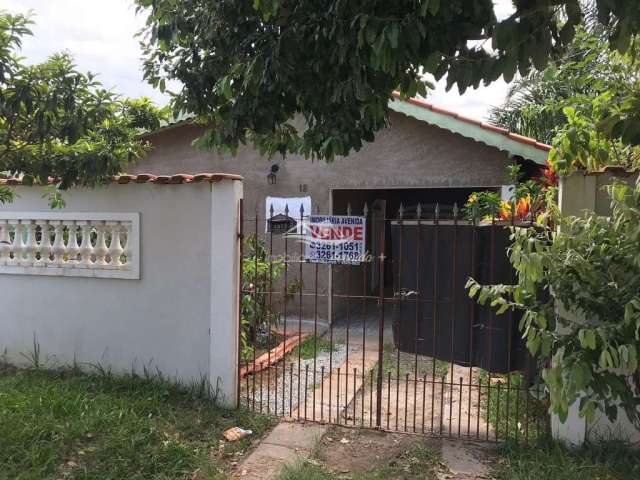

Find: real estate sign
<box><xmin>304</xmin><ymin>215</ymin><xmax>366</xmax><ymax>264</ymax></box>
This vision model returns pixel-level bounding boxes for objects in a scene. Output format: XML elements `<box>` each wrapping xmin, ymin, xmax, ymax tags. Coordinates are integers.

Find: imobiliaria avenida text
<box><xmin>282</xmin><ymin>215</ymin><xmax>368</xmax><ymax>264</ymax></box>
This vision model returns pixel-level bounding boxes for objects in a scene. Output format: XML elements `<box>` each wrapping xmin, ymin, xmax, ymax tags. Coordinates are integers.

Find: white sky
<box><xmin>3</xmin><ymin>0</ymin><xmax>514</xmax><ymax>120</ymax></box>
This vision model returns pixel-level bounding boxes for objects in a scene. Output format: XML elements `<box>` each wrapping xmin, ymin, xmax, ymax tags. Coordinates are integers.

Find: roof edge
<box><xmin>0</xmin><ymin>173</ymin><xmax>243</xmax><ymax>187</ymax></box>
<box><xmin>389</xmin><ymin>92</ymin><xmax>551</xmax><ymax>165</ymax></box>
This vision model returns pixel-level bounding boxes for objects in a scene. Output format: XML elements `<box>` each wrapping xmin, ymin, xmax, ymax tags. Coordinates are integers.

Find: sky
<box><xmin>4</xmin><ymin>0</ymin><xmax>515</xmax><ymax>121</ymax></box>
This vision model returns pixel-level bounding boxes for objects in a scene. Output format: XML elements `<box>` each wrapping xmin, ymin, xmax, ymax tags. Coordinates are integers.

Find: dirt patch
<box><xmin>315</xmin><ymin>426</ymin><xmax>446</xmax><ymax>478</ymax></box>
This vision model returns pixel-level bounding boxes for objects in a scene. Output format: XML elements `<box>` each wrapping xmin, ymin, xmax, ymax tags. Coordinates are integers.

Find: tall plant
<box><xmin>467</xmin><ymin>182</ymin><xmax>640</xmax><ymax>428</ymax></box>
<box><xmin>489</xmin><ymin>28</ymin><xmax>636</xmax><ymax>145</ymax></box>
<box><xmin>241</xmin><ymin>235</ymin><xmax>284</xmax><ymax>359</ymax></box>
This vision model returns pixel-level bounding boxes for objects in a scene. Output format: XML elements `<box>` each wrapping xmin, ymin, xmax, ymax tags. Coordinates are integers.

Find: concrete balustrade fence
<box><xmin>0</xmin><ymin>213</ymin><xmax>139</xmax><ymax>278</ymax></box>
<box><xmin>0</xmin><ymin>174</ymin><xmax>242</xmax><ymax>406</ymax></box>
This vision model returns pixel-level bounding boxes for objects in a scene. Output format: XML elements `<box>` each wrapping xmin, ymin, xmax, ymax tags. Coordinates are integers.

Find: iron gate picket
<box><xmin>238</xmin><ymin>200</ymin><xmax>548</xmax><ymax>443</ymax></box>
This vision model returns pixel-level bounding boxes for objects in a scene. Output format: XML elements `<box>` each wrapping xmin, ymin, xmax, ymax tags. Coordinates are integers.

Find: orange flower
<box><xmin>516</xmin><ymin>195</ymin><xmax>531</xmax><ymax>219</ymax></box>
<box><xmin>499</xmin><ymin>195</ymin><xmax>531</xmax><ymax>221</ymax></box>
<box><xmin>499</xmin><ymin>201</ymin><xmax>512</xmax><ymax>221</ymax></box>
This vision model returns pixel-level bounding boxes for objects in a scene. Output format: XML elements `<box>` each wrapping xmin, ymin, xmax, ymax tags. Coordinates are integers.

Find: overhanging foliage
<box><xmin>136</xmin><ymin>0</ymin><xmax>640</xmax><ymax>160</ymax></box>
<box><xmin>0</xmin><ymin>11</ymin><xmax>168</xmax><ymax>206</ymax></box>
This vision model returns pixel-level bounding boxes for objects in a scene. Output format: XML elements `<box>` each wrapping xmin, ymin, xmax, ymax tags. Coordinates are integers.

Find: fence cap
<box><xmin>0</xmin><ymin>172</ymin><xmax>243</xmax><ymax>186</ymax></box>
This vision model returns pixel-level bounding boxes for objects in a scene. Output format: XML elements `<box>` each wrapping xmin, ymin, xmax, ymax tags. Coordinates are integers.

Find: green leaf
<box><xmin>502</xmin><ymin>55</ymin><xmax>517</xmax><ymax>83</ymax></box>
<box><xmin>386</xmin><ymin>24</ymin><xmax>399</xmax><ymax>49</ymax></box>
<box><xmin>428</xmin><ymin>0</ymin><xmax>440</xmax><ymax>16</ymax></box>
<box><xmin>419</xmin><ymin>0</ymin><xmax>430</xmax><ymax>17</ymax></box>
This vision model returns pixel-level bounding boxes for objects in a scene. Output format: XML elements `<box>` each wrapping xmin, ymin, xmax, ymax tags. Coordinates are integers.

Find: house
<box><xmin>134</xmin><ymin>93</ymin><xmax>550</xmax><ymax>215</ymax></box>
<box><xmin>132</xmin><ymin>93</ymin><xmax>550</xmax><ymax>324</ymax></box>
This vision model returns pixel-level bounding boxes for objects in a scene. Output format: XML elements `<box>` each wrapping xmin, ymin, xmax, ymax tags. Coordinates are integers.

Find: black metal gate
<box><xmin>238</xmin><ymin>200</ymin><xmax>548</xmax><ymax>443</ymax></box>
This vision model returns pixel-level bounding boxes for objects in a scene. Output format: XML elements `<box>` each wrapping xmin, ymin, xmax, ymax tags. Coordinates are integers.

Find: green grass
<box><xmin>276</xmin><ymin>445</ymin><xmax>441</xmax><ymax>480</ymax></box>
<box><xmin>290</xmin><ymin>335</ymin><xmax>335</xmax><ymax>360</ymax></box>
<box><xmin>0</xmin><ymin>366</ymin><xmax>276</xmax><ymax>480</ymax></box>
<box><xmin>495</xmin><ymin>440</ymin><xmax>640</xmax><ymax>480</ymax></box>
<box><xmin>381</xmin><ymin>343</ymin><xmax>449</xmax><ymax>380</ymax></box>
<box><xmin>278</xmin><ymin>461</ymin><xmax>335</xmax><ymax>480</ymax></box>
<box><xmin>478</xmin><ymin>371</ymin><xmax>548</xmax><ymax>442</ymax></box>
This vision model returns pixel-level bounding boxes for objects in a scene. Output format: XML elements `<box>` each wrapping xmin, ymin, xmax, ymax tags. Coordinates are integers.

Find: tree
<box><xmin>136</xmin><ymin>0</ymin><xmax>640</xmax><ymax>161</ymax></box>
<box><xmin>0</xmin><ymin>11</ymin><xmax>167</xmax><ymax>206</ymax></box>
<box><xmin>488</xmin><ymin>28</ymin><xmax>637</xmax><ymax>145</ymax></box>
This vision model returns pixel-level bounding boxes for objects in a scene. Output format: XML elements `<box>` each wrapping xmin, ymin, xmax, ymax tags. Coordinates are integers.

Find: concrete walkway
<box><xmin>231</xmin><ymin>422</ymin><xmax>327</xmax><ymax>479</ymax></box>
<box><xmin>439</xmin><ymin>440</ymin><xmax>492</xmax><ymax>480</ymax></box>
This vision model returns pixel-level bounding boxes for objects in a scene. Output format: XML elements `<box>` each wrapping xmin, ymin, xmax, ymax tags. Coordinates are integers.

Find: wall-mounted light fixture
<box><xmin>267</xmin><ymin>164</ymin><xmax>279</xmax><ymax>184</ymax></box>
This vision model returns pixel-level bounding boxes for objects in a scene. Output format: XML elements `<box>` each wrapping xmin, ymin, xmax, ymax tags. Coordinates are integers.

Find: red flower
<box><xmin>541</xmin><ymin>160</ymin><xmax>558</xmax><ymax>187</ymax></box>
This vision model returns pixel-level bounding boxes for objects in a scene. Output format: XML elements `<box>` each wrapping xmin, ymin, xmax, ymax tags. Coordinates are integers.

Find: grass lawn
<box><xmin>0</xmin><ymin>365</ymin><xmax>275</xmax><ymax>480</ymax></box>
<box><xmin>495</xmin><ymin>440</ymin><xmax>640</xmax><ymax>480</ymax></box>
<box><xmin>478</xmin><ymin>371</ymin><xmax>549</xmax><ymax>443</ymax></box>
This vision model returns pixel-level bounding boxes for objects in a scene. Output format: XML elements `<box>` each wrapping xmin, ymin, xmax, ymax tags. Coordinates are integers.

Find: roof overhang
<box><xmin>145</xmin><ymin>95</ymin><xmax>551</xmax><ymax>165</ymax></box>
<box><xmin>389</xmin><ymin>94</ymin><xmax>550</xmax><ymax>165</ymax></box>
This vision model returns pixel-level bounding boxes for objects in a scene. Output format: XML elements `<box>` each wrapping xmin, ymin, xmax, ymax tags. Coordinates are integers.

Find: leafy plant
<box><xmin>242</xmin><ymin>235</ymin><xmax>284</xmax><ymax>359</ymax></box>
<box><xmin>0</xmin><ymin>11</ymin><xmax>167</xmax><ymax>206</ymax></box>
<box><xmin>463</xmin><ymin>191</ymin><xmax>501</xmax><ymax>221</ymax></box>
<box><xmin>467</xmin><ymin>182</ymin><xmax>640</xmax><ymax>428</ymax></box>
<box><xmin>489</xmin><ymin>27</ymin><xmax>639</xmax><ymax>146</ymax></box>
<box><xmin>550</xmin><ymin>98</ymin><xmax>640</xmax><ymax>174</ymax></box>
<box><xmin>135</xmin><ymin>0</ymin><xmax>640</xmax><ymax>161</ymax></box>
<box><xmin>463</xmin><ymin>165</ymin><xmax>555</xmax><ymax>223</ymax></box>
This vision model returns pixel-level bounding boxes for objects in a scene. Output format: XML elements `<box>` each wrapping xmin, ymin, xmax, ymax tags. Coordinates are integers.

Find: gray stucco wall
<box><xmin>132</xmin><ymin>111</ymin><xmax>514</xmax><ymax>322</ymax></box>
<box><xmin>133</xmin><ymin>111</ymin><xmax>512</xmax><ymax>214</ymax></box>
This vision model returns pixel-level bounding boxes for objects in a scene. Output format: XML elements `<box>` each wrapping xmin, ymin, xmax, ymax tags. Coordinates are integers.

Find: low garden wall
<box><xmin>0</xmin><ymin>175</ymin><xmax>242</xmax><ymax>406</ymax></box>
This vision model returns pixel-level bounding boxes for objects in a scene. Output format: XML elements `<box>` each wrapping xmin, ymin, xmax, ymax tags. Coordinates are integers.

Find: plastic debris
<box><xmin>223</xmin><ymin>427</ymin><xmax>253</xmax><ymax>442</ymax></box>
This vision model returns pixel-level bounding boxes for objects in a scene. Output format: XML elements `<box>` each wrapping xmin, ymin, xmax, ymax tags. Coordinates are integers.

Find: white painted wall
<box><xmin>0</xmin><ymin>180</ymin><xmax>242</xmax><ymax>406</ymax></box>
<box><xmin>554</xmin><ymin>172</ymin><xmax>640</xmax><ymax>445</ymax></box>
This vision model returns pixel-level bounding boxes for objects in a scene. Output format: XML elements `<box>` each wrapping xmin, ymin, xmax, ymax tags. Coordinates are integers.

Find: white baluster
<box><xmin>20</xmin><ymin>220</ymin><xmax>38</xmax><ymax>267</ymax></box>
<box><xmin>106</xmin><ymin>221</ymin><xmax>124</xmax><ymax>268</ymax></box>
<box><xmin>0</xmin><ymin>220</ymin><xmax>10</xmax><ymax>266</ymax></box>
<box><xmin>34</xmin><ymin>220</ymin><xmax>52</xmax><ymax>267</ymax></box>
<box><xmin>50</xmin><ymin>221</ymin><xmax>66</xmax><ymax>266</ymax></box>
<box><xmin>64</xmin><ymin>220</ymin><xmax>80</xmax><ymax>266</ymax></box>
<box><xmin>78</xmin><ymin>221</ymin><xmax>93</xmax><ymax>268</ymax></box>
<box><xmin>8</xmin><ymin>220</ymin><xmax>22</xmax><ymax>266</ymax></box>
<box><xmin>94</xmin><ymin>222</ymin><xmax>108</xmax><ymax>267</ymax></box>
<box><xmin>122</xmin><ymin>222</ymin><xmax>132</xmax><ymax>268</ymax></box>
<box><xmin>0</xmin><ymin>215</ymin><xmax>137</xmax><ymax>278</ymax></box>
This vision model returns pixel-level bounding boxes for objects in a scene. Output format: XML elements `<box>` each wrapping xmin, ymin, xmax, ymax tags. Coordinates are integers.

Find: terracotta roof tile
<box><xmin>193</xmin><ymin>173</ymin><xmax>214</xmax><ymax>182</ymax></box>
<box><xmin>116</xmin><ymin>175</ymin><xmax>135</xmax><ymax>184</ymax></box>
<box><xmin>0</xmin><ymin>173</ymin><xmax>242</xmax><ymax>187</ymax></box>
<box><xmin>392</xmin><ymin>92</ymin><xmax>552</xmax><ymax>152</ymax></box>
<box><xmin>135</xmin><ymin>173</ymin><xmax>156</xmax><ymax>183</ymax></box>
<box><xmin>480</xmin><ymin>123</ymin><xmax>510</xmax><ymax>135</ymax></box>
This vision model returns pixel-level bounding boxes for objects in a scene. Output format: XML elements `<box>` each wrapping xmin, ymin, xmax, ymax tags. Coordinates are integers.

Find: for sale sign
<box><xmin>304</xmin><ymin>215</ymin><xmax>366</xmax><ymax>264</ymax></box>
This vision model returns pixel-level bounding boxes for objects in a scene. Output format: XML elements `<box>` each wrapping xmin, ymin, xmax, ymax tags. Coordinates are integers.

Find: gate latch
<box><xmin>395</xmin><ymin>289</ymin><xmax>419</xmax><ymax>299</ymax></box>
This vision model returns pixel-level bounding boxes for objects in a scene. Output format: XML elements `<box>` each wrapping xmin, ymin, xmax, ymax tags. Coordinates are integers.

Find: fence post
<box><xmin>209</xmin><ymin>178</ymin><xmax>243</xmax><ymax>407</ymax></box>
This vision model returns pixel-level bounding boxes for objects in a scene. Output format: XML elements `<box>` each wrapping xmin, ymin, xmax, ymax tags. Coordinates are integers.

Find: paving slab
<box><xmin>439</xmin><ymin>440</ymin><xmax>492</xmax><ymax>480</ymax></box>
<box><xmin>232</xmin><ymin>422</ymin><xmax>327</xmax><ymax>479</ymax></box>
